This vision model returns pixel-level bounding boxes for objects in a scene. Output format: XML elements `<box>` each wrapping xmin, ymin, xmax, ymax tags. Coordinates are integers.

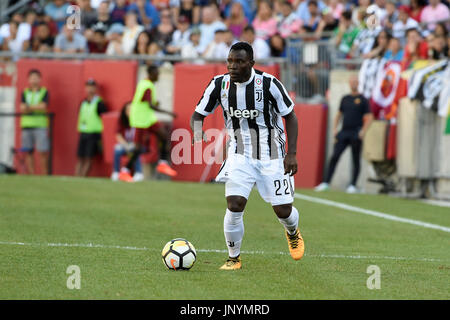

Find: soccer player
<box><xmin>75</xmin><ymin>78</ymin><xmax>108</xmax><ymax>177</ymax></box>
<box><xmin>19</xmin><ymin>69</ymin><xmax>50</xmax><ymax>175</ymax></box>
<box><xmin>190</xmin><ymin>42</ymin><xmax>304</xmax><ymax>270</ymax></box>
<box><xmin>121</xmin><ymin>65</ymin><xmax>177</xmax><ymax>181</ymax></box>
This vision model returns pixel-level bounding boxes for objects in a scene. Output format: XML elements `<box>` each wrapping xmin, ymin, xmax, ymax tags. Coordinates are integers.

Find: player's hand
<box><xmin>284</xmin><ymin>153</ymin><xmax>298</xmax><ymax>176</ymax></box>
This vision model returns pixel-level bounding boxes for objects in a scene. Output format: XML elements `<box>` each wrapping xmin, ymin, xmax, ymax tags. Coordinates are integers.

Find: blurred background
<box><xmin>0</xmin><ymin>0</ymin><xmax>448</xmax><ymax>200</ymax></box>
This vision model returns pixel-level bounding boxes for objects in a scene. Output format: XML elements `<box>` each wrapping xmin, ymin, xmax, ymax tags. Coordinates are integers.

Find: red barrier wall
<box><xmin>15</xmin><ymin>59</ymin><xmax>137</xmax><ymax>176</ymax></box>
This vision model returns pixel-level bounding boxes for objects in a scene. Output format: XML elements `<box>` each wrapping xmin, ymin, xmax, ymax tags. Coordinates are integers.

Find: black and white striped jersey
<box><xmin>195</xmin><ymin>68</ymin><xmax>294</xmax><ymax>160</ymax></box>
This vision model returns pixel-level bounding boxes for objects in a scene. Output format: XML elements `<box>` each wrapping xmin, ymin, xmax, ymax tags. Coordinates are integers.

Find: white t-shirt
<box><xmin>392</xmin><ymin>18</ymin><xmax>419</xmax><ymax>40</ymax></box>
<box><xmin>121</xmin><ymin>25</ymin><xmax>144</xmax><ymax>55</ymax></box>
<box><xmin>252</xmin><ymin>38</ymin><xmax>270</xmax><ymax>60</ymax></box>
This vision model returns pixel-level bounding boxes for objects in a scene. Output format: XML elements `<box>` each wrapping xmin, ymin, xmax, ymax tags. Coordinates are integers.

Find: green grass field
<box><xmin>0</xmin><ymin>175</ymin><xmax>449</xmax><ymax>299</ymax></box>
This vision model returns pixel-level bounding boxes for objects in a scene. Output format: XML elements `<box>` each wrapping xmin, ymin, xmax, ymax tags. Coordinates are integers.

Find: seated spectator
<box><xmin>171</xmin><ymin>0</ymin><xmax>200</xmax><ymax>26</ymax></box>
<box><xmin>77</xmin><ymin>0</ymin><xmax>97</xmax><ymax>30</ymax></box>
<box><xmin>383</xmin><ymin>37</ymin><xmax>404</xmax><ymax>61</ymax></box>
<box><xmin>148</xmin><ymin>8</ymin><xmax>175</xmax><ymax>55</ymax></box>
<box><xmin>410</xmin><ymin>0</ymin><xmax>425</xmax><ymax>23</ymax></box>
<box><xmin>240</xmin><ymin>25</ymin><xmax>270</xmax><ymax>60</ymax></box>
<box><xmin>166</xmin><ymin>15</ymin><xmax>192</xmax><ymax>55</ymax></box>
<box><xmin>127</xmin><ymin>0</ymin><xmax>160</xmax><ymax>29</ymax></box>
<box><xmin>121</xmin><ymin>12</ymin><xmax>144</xmax><ymax>55</ymax></box>
<box><xmin>54</xmin><ymin>25</ymin><xmax>88</xmax><ymax>53</ymax></box>
<box><xmin>93</xmin><ymin>1</ymin><xmax>113</xmax><ymax>29</ymax></box>
<box><xmin>363</xmin><ymin>29</ymin><xmax>391</xmax><ymax>59</ymax></box>
<box><xmin>252</xmin><ymin>0</ymin><xmax>277</xmax><ymax>40</ymax></box>
<box><xmin>276</xmin><ymin>0</ymin><xmax>302</xmax><ymax>39</ymax></box>
<box><xmin>221</xmin><ymin>0</ymin><xmax>253</xmax><ymax>23</ymax></box>
<box><xmin>420</xmin><ymin>0</ymin><xmax>450</xmax><ymax>31</ymax></box>
<box><xmin>212</xmin><ymin>29</ymin><xmax>236</xmax><ymax>59</ymax></box>
<box><xmin>31</xmin><ymin>22</ymin><xmax>55</xmax><ymax>52</ymax></box>
<box><xmin>111</xmin><ymin>0</ymin><xmax>128</xmax><ymax>24</ymax></box>
<box><xmin>296</xmin><ymin>0</ymin><xmax>326</xmax><ymax>25</ymax></box>
<box><xmin>300</xmin><ymin>0</ymin><xmax>322</xmax><ymax>33</ymax></box>
<box><xmin>434</xmin><ymin>22</ymin><xmax>449</xmax><ymax>39</ymax></box>
<box><xmin>382</xmin><ymin>0</ymin><xmax>398</xmax><ymax>30</ymax></box>
<box><xmin>269</xmin><ymin>33</ymin><xmax>286</xmax><ymax>57</ymax></box>
<box><xmin>401</xmin><ymin>27</ymin><xmax>429</xmax><ymax>69</ymax></box>
<box><xmin>0</xmin><ymin>11</ymin><xmax>32</xmax><ymax>43</ymax></box>
<box><xmin>225</xmin><ymin>1</ymin><xmax>248</xmax><ymax>39</ymax></box>
<box><xmin>428</xmin><ymin>34</ymin><xmax>449</xmax><ymax>59</ymax></box>
<box><xmin>2</xmin><ymin>21</ymin><xmax>29</xmax><ymax>60</ymax></box>
<box><xmin>44</xmin><ymin>0</ymin><xmax>70</xmax><ymax>31</ymax></box>
<box><xmin>315</xmin><ymin>7</ymin><xmax>339</xmax><ymax>39</ymax></box>
<box><xmin>88</xmin><ymin>28</ymin><xmax>109</xmax><ymax>53</ymax></box>
<box><xmin>111</xmin><ymin>102</ymin><xmax>143</xmax><ymax>182</ymax></box>
<box><xmin>203</xmin><ymin>29</ymin><xmax>225</xmax><ymax>59</ymax></box>
<box><xmin>198</xmin><ymin>4</ymin><xmax>226</xmax><ymax>54</ymax></box>
<box><xmin>134</xmin><ymin>30</ymin><xmax>152</xmax><ymax>55</ymax></box>
<box><xmin>392</xmin><ymin>5</ymin><xmax>419</xmax><ymax>45</ymax></box>
<box><xmin>334</xmin><ymin>10</ymin><xmax>360</xmax><ymax>59</ymax></box>
<box><xmin>0</xmin><ymin>12</ymin><xmax>23</xmax><ymax>39</ymax></box>
<box><xmin>181</xmin><ymin>27</ymin><xmax>202</xmax><ymax>60</ymax></box>
<box><xmin>106</xmin><ymin>23</ymin><xmax>125</xmax><ymax>55</ymax></box>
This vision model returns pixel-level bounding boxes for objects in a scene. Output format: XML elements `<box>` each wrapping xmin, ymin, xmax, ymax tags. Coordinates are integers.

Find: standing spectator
<box><xmin>296</xmin><ymin>0</ymin><xmax>326</xmax><ymax>25</ymax></box>
<box><xmin>277</xmin><ymin>0</ymin><xmax>302</xmax><ymax>39</ymax></box>
<box><xmin>198</xmin><ymin>4</ymin><xmax>227</xmax><ymax>54</ymax></box>
<box><xmin>44</xmin><ymin>0</ymin><xmax>70</xmax><ymax>31</ymax></box>
<box><xmin>111</xmin><ymin>0</ymin><xmax>128</xmax><ymax>24</ymax></box>
<box><xmin>31</xmin><ymin>22</ymin><xmax>55</xmax><ymax>52</ymax></box>
<box><xmin>2</xmin><ymin>21</ymin><xmax>29</xmax><ymax>60</ymax></box>
<box><xmin>252</xmin><ymin>0</ymin><xmax>277</xmax><ymax>40</ymax></box>
<box><xmin>106</xmin><ymin>23</ymin><xmax>125</xmax><ymax>55</ymax></box>
<box><xmin>382</xmin><ymin>0</ymin><xmax>398</xmax><ymax>29</ymax></box>
<box><xmin>410</xmin><ymin>0</ymin><xmax>425</xmax><ymax>23</ymax></box>
<box><xmin>420</xmin><ymin>0</ymin><xmax>450</xmax><ymax>31</ymax></box>
<box><xmin>54</xmin><ymin>25</ymin><xmax>88</xmax><ymax>53</ymax></box>
<box><xmin>127</xmin><ymin>0</ymin><xmax>161</xmax><ymax>29</ymax></box>
<box><xmin>334</xmin><ymin>10</ymin><xmax>360</xmax><ymax>59</ymax></box>
<box><xmin>75</xmin><ymin>79</ymin><xmax>108</xmax><ymax>177</ymax></box>
<box><xmin>19</xmin><ymin>69</ymin><xmax>50</xmax><ymax>175</ymax></box>
<box><xmin>363</xmin><ymin>29</ymin><xmax>391</xmax><ymax>59</ymax></box>
<box><xmin>88</xmin><ymin>28</ymin><xmax>109</xmax><ymax>53</ymax></box>
<box><xmin>315</xmin><ymin>75</ymin><xmax>373</xmax><ymax>193</ymax></box>
<box><xmin>121</xmin><ymin>12</ymin><xmax>145</xmax><ymax>55</ymax></box>
<box><xmin>392</xmin><ymin>5</ymin><xmax>419</xmax><ymax>44</ymax></box>
<box><xmin>148</xmin><ymin>8</ymin><xmax>175</xmax><ymax>55</ymax></box>
<box><xmin>111</xmin><ymin>102</ymin><xmax>144</xmax><ymax>182</ymax></box>
<box><xmin>166</xmin><ymin>15</ymin><xmax>192</xmax><ymax>55</ymax></box>
<box><xmin>401</xmin><ymin>27</ymin><xmax>429</xmax><ymax>69</ymax></box>
<box><xmin>240</xmin><ymin>25</ymin><xmax>270</xmax><ymax>60</ymax></box>
<box><xmin>225</xmin><ymin>1</ymin><xmax>248</xmax><ymax>39</ymax></box>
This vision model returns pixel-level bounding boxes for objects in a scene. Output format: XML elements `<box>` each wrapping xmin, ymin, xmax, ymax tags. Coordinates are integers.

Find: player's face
<box><xmin>227</xmin><ymin>49</ymin><xmax>254</xmax><ymax>83</ymax></box>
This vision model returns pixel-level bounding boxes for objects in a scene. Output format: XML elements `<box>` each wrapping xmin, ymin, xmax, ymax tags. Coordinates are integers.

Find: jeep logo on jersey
<box><xmin>227</xmin><ymin>107</ymin><xmax>259</xmax><ymax>119</ymax></box>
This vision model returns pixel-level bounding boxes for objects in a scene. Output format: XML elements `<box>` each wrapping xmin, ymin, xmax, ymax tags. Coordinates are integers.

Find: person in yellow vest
<box><xmin>75</xmin><ymin>78</ymin><xmax>108</xmax><ymax>177</ymax></box>
<box><xmin>119</xmin><ymin>65</ymin><xmax>177</xmax><ymax>181</ymax></box>
<box><xmin>19</xmin><ymin>69</ymin><xmax>50</xmax><ymax>175</ymax></box>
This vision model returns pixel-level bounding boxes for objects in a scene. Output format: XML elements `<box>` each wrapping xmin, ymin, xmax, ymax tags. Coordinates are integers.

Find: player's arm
<box><xmin>151</xmin><ymin>102</ymin><xmax>177</xmax><ymax>118</ymax></box>
<box><xmin>190</xmin><ymin>77</ymin><xmax>221</xmax><ymax>144</ymax></box>
<box><xmin>283</xmin><ymin>111</ymin><xmax>298</xmax><ymax>176</ymax></box>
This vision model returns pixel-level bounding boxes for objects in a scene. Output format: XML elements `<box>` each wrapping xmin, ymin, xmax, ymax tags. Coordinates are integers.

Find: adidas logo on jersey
<box><xmin>227</xmin><ymin>107</ymin><xmax>259</xmax><ymax>119</ymax></box>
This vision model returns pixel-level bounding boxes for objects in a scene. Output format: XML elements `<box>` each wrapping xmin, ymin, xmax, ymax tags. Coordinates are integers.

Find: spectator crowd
<box><xmin>0</xmin><ymin>0</ymin><xmax>448</xmax><ymax>63</ymax></box>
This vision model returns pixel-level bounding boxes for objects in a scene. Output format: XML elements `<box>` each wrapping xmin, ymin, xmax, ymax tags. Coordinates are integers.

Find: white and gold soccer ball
<box><xmin>161</xmin><ymin>238</ymin><xmax>197</xmax><ymax>270</ymax></box>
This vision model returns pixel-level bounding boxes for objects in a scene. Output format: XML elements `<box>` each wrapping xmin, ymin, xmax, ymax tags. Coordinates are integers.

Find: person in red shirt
<box><xmin>409</xmin><ymin>0</ymin><xmax>425</xmax><ymax>23</ymax></box>
<box><xmin>87</xmin><ymin>28</ymin><xmax>108</xmax><ymax>53</ymax></box>
<box><xmin>401</xmin><ymin>28</ymin><xmax>429</xmax><ymax>70</ymax></box>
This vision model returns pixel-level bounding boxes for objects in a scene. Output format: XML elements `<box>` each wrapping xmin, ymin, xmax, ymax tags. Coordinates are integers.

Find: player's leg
<box><xmin>256</xmin><ymin>159</ymin><xmax>304</xmax><ymax>260</ymax></box>
<box><xmin>220</xmin><ymin>154</ymin><xmax>255</xmax><ymax>270</ymax></box>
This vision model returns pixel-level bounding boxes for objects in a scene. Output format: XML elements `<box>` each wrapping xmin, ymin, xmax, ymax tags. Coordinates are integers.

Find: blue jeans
<box><xmin>113</xmin><ymin>144</ymin><xmax>142</xmax><ymax>173</ymax></box>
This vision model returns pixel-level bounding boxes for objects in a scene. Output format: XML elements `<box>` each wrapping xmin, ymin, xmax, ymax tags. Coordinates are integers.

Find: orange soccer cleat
<box><xmin>156</xmin><ymin>161</ymin><xmax>177</xmax><ymax>177</ymax></box>
<box><xmin>118</xmin><ymin>169</ymin><xmax>133</xmax><ymax>182</ymax></box>
<box><xmin>285</xmin><ymin>229</ymin><xmax>305</xmax><ymax>260</ymax></box>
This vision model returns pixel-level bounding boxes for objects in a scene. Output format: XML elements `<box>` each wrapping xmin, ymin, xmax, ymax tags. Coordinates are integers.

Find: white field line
<box><xmin>294</xmin><ymin>193</ymin><xmax>450</xmax><ymax>233</ymax></box>
<box><xmin>0</xmin><ymin>241</ymin><xmax>445</xmax><ymax>262</ymax></box>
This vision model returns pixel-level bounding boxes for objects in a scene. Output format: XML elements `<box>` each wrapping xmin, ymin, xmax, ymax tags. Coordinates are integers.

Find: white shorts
<box><xmin>216</xmin><ymin>153</ymin><xmax>294</xmax><ymax>206</ymax></box>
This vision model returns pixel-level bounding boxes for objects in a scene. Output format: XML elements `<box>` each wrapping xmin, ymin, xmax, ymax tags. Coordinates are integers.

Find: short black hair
<box><xmin>230</xmin><ymin>41</ymin><xmax>254</xmax><ymax>61</ymax></box>
<box><xmin>243</xmin><ymin>25</ymin><xmax>255</xmax><ymax>34</ymax></box>
<box><xmin>28</xmin><ymin>69</ymin><xmax>41</xmax><ymax>77</ymax></box>
<box><xmin>147</xmin><ymin>64</ymin><xmax>159</xmax><ymax>76</ymax></box>
<box><xmin>342</xmin><ymin>10</ymin><xmax>352</xmax><ymax>20</ymax></box>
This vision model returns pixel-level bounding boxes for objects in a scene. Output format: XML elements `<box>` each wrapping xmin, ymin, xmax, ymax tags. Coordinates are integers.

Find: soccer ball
<box><xmin>161</xmin><ymin>238</ymin><xmax>197</xmax><ymax>270</ymax></box>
